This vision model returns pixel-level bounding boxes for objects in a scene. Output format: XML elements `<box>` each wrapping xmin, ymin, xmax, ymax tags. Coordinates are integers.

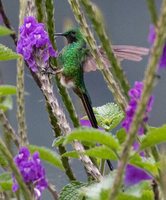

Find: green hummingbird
<box><xmin>54</xmin><ymin>27</ymin><xmax>148</xmax><ymax>171</ymax></box>
<box><xmin>54</xmin><ymin>27</ymin><xmax>148</xmax><ymax>128</ymax></box>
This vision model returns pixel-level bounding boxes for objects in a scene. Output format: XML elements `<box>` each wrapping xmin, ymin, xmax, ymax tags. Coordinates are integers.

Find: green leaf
<box><xmin>116</xmin><ymin>128</ymin><xmax>127</xmax><ymax>144</ymax></box>
<box><xmin>0</xmin><ymin>44</ymin><xmax>19</xmax><ymax>61</ymax></box>
<box><xmin>62</xmin><ymin>151</ymin><xmax>80</xmax><ymax>158</ymax></box>
<box><xmin>0</xmin><ymin>172</ymin><xmax>12</xmax><ymax>191</ymax></box>
<box><xmin>141</xmin><ymin>190</ymin><xmax>154</xmax><ymax>200</ymax></box>
<box><xmin>84</xmin><ymin>146</ymin><xmax>117</xmax><ymax>160</ymax></box>
<box><xmin>59</xmin><ymin>181</ymin><xmax>86</xmax><ymax>200</ymax></box>
<box><xmin>29</xmin><ymin>145</ymin><xmax>64</xmax><ymax>170</ymax></box>
<box><xmin>64</xmin><ymin>128</ymin><xmax>119</xmax><ymax>151</ymax></box>
<box><xmin>0</xmin><ymin>85</ymin><xmax>16</xmax><ymax>111</ymax></box>
<box><xmin>0</xmin><ymin>173</ymin><xmax>11</xmax><ymax>181</ymax></box>
<box><xmin>140</xmin><ymin>125</ymin><xmax>166</xmax><ymax>150</ymax></box>
<box><xmin>0</xmin><ymin>151</ymin><xmax>8</xmax><ymax>168</ymax></box>
<box><xmin>117</xmin><ymin>192</ymin><xmax>153</xmax><ymax>200</ymax></box>
<box><xmin>0</xmin><ymin>26</ymin><xmax>14</xmax><ymax>36</ymax></box>
<box><xmin>93</xmin><ymin>103</ymin><xmax>124</xmax><ymax>131</ymax></box>
<box><xmin>0</xmin><ymin>95</ymin><xmax>13</xmax><ymax>111</ymax></box>
<box><xmin>130</xmin><ymin>154</ymin><xmax>158</xmax><ymax>176</ymax></box>
<box><xmin>99</xmin><ymin>189</ymin><xmax>110</xmax><ymax>200</ymax></box>
<box><xmin>117</xmin><ymin>193</ymin><xmax>140</xmax><ymax>200</ymax></box>
<box><xmin>0</xmin><ymin>85</ymin><xmax>16</xmax><ymax>96</ymax></box>
<box><xmin>52</xmin><ymin>136</ymin><xmax>65</xmax><ymax>147</ymax></box>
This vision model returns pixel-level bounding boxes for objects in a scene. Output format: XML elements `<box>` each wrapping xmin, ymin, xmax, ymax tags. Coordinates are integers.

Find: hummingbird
<box><xmin>54</xmin><ymin>27</ymin><xmax>148</xmax><ymax>126</ymax></box>
<box><xmin>54</xmin><ymin>27</ymin><xmax>148</xmax><ymax>170</ymax></box>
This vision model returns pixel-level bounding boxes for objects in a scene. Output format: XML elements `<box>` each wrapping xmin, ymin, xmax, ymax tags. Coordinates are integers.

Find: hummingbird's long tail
<box><xmin>77</xmin><ymin>91</ymin><xmax>114</xmax><ymax>171</ymax></box>
<box><xmin>80</xmin><ymin>92</ymin><xmax>98</xmax><ymax>129</ymax></box>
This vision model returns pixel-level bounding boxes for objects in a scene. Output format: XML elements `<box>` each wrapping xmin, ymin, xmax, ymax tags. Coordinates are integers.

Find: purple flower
<box><xmin>122</xmin><ymin>81</ymin><xmax>154</xmax><ymax>135</ymax></box>
<box><xmin>17</xmin><ymin>16</ymin><xmax>57</xmax><ymax>72</ymax></box>
<box><xmin>122</xmin><ymin>82</ymin><xmax>153</xmax><ymax>186</ymax></box>
<box><xmin>14</xmin><ymin>146</ymin><xmax>30</xmax><ymax>165</ymax></box>
<box><xmin>80</xmin><ymin>119</ymin><xmax>93</xmax><ymax>127</ymax></box>
<box><xmin>13</xmin><ymin>147</ymin><xmax>48</xmax><ymax>199</ymax></box>
<box><xmin>124</xmin><ymin>164</ymin><xmax>152</xmax><ymax>187</ymax></box>
<box><xmin>80</xmin><ymin>119</ymin><xmax>103</xmax><ymax>130</ymax></box>
<box><xmin>148</xmin><ymin>24</ymin><xmax>166</xmax><ymax>69</ymax></box>
<box><xmin>148</xmin><ymin>24</ymin><xmax>156</xmax><ymax>44</ymax></box>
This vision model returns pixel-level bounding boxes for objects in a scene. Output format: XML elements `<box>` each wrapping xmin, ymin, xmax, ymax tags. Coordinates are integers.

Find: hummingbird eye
<box><xmin>65</xmin><ymin>30</ymin><xmax>78</xmax><ymax>43</ymax></box>
<box><xmin>71</xmin><ymin>31</ymin><xmax>76</xmax><ymax>37</ymax></box>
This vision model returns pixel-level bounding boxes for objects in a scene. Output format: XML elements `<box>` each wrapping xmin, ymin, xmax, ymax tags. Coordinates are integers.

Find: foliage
<box><xmin>0</xmin><ymin>172</ymin><xmax>12</xmax><ymax>191</ymax></box>
<box><xmin>0</xmin><ymin>85</ymin><xmax>16</xmax><ymax>111</ymax></box>
<box><xmin>140</xmin><ymin>125</ymin><xmax>166</xmax><ymax>149</ymax></box>
<box><xmin>59</xmin><ymin>181</ymin><xmax>87</xmax><ymax>200</ymax></box>
<box><xmin>63</xmin><ymin>128</ymin><xmax>119</xmax><ymax>151</ymax></box>
<box><xmin>0</xmin><ymin>44</ymin><xmax>19</xmax><ymax>61</ymax></box>
<box><xmin>29</xmin><ymin>145</ymin><xmax>64</xmax><ymax>170</ymax></box>
<box><xmin>0</xmin><ymin>0</ymin><xmax>165</xmax><ymax>200</ymax></box>
<box><xmin>93</xmin><ymin>103</ymin><xmax>124</xmax><ymax>131</ymax></box>
<box><xmin>0</xmin><ymin>26</ymin><xmax>14</xmax><ymax>36</ymax></box>
<box><xmin>80</xmin><ymin>175</ymin><xmax>154</xmax><ymax>200</ymax></box>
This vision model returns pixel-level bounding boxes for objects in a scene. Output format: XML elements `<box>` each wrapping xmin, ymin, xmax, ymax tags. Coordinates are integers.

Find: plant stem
<box><xmin>152</xmin><ymin>180</ymin><xmax>159</xmax><ymax>200</ymax></box>
<box><xmin>100</xmin><ymin>159</ymin><xmax>105</xmax><ymax>175</ymax></box>
<box><xmin>39</xmin><ymin>72</ymin><xmax>102</xmax><ymax>180</ymax></box>
<box><xmin>0</xmin><ymin>0</ymin><xmax>17</xmax><ymax>45</ymax></box>
<box><xmin>0</xmin><ymin>110</ymin><xmax>20</xmax><ymax>147</ymax></box>
<box><xmin>146</xmin><ymin>0</ymin><xmax>158</xmax><ymax>26</ymax></box>
<box><xmin>159</xmin><ymin>155</ymin><xmax>166</xmax><ymax>199</ymax></box>
<box><xmin>46</xmin><ymin>103</ymin><xmax>76</xmax><ymax>180</ymax></box>
<box><xmin>45</xmin><ymin>0</ymin><xmax>80</xmax><ymax>128</ymax></box>
<box><xmin>0</xmin><ymin>138</ymin><xmax>32</xmax><ymax>200</ymax></box>
<box><xmin>44</xmin><ymin>0</ymin><xmax>79</xmax><ymax>179</ymax></box>
<box><xmin>45</xmin><ymin>0</ymin><xmax>56</xmax><ymax>49</ymax></box>
<box><xmin>109</xmin><ymin>0</ymin><xmax>166</xmax><ymax>198</ymax></box>
<box><xmin>16</xmin><ymin>0</ymin><xmax>28</xmax><ymax>146</ymax></box>
<box><xmin>80</xmin><ymin>0</ymin><xmax>130</xmax><ymax>98</ymax></box>
<box><xmin>47</xmin><ymin>183</ymin><xmax>59</xmax><ymax>200</ymax></box>
<box><xmin>35</xmin><ymin>0</ymin><xmax>44</xmax><ymax>22</ymax></box>
<box><xmin>68</xmin><ymin>0</ymin><xmax>128</xmax><ymax>111</ymax></box>
<box><xmin>17</xmin><ymin>57</ymin><xmax>28</xmax><ymax>146</ymax></box>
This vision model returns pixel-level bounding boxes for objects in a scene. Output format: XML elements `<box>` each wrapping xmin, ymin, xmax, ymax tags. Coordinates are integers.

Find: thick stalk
<box><xmin>109</xmin><ymin>0</ymin><xmax>166</xmax><ymax>199</ymax></box>
<box><xmin>80</xmin><ymin>0</ymin><xmax>130</xmax><ymax>98</ymax></box>
<box><xmin>35</xmin><ymin>0</ymin><xmax>44</xmax><ymax>22</ymax></box>
<box><xmin>146</xmin><ymin>0</ymin><xmax>158</xmax><ymax>26</ymax></box>
<box><xmin>0</xmin><ymin>110</ymin><xmax>20</xmax><ymax>147</ymax></box>
<box><xmin>46</xmin><ymin>102</ymin><xmax>76</xmax><ymax>181</ymax></box>
<box><xmin>17</xmin><ymin>0</ymin><xmax>28</xmax><ymax>146</ymax></box>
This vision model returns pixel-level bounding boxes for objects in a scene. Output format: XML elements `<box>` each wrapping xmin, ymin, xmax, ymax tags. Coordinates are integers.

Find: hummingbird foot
<box><xmin>40</xmin><ymin>66</ymin><xmax>62</xmax><ymax>76</ymax></box>
<box><xmin>40</xmin><ymin>67</ymin><xmax>56</xmax><ymax>76</ymax></box>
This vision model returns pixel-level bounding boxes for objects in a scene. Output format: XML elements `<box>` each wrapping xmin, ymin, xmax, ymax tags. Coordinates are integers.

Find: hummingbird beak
<box><xmin>54</xmin><ymin>33</ymin><xmax>65</xmax><ymax>38</ymax></box>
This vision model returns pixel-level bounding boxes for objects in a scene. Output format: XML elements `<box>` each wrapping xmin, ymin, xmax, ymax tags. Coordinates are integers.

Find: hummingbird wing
<box><xmin>83</xmin><ymin>45</ymin><xmax>149</xmax><ymax>72</ymax></box>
